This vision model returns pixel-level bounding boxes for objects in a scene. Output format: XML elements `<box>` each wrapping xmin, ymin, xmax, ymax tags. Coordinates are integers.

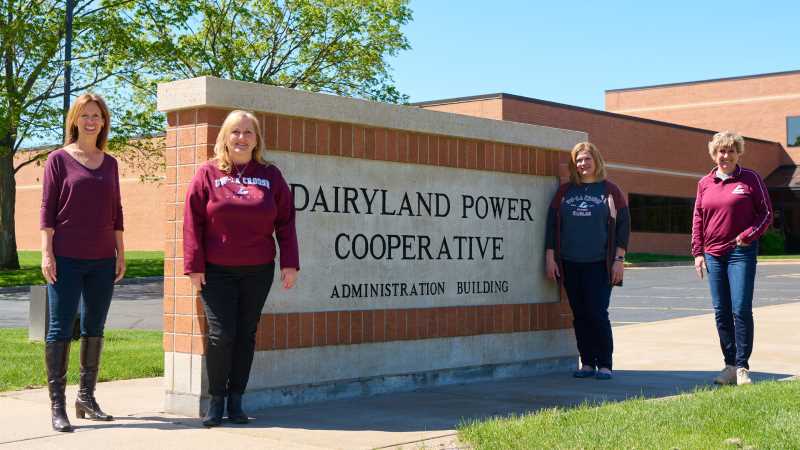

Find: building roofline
<box><xmin>605</xmin><ymin>69</ymin><xmax>800</xmax><ymax>93</ymax></box>
<box><xmin>412</xmin><ymin>93</ymin><xmax>781</xmax><ymax>146</ymax></box>
<box><xmin>412</xmin><ymin>93</ymin><xmax>508</xmax><ymax>107</ymax></box>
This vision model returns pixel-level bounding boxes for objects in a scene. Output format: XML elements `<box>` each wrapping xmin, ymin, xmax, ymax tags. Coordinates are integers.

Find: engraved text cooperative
<box><xmin>290</xmin><ymin>184</ymin><xmax>534</xmax><ymax>299</ymax></box>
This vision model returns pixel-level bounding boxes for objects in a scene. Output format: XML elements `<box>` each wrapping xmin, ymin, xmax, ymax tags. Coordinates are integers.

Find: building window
<box><xmin>789</xmin><ymin>116</ymin><xmax>800</xmax><ymax>147</ymax></box>
<box><xmin>629</xmin><ymin>194</ymin><xmax>694</xmax><ymax>234</ymax></box>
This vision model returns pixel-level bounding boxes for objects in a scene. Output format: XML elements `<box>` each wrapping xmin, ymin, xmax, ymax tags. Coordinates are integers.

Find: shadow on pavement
<box><xmin>51</xmin><ymin>370</ymin><xmax>794</xmax><ymax>435</ymax></box>
<box><xmin>200</xmin><ymin>369</ymin><xmax>794</xmax><ymax>433</ymax></box>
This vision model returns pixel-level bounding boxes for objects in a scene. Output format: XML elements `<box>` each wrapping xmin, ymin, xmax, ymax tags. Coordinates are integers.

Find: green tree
<box><xmin>131</xmin><ymin>0</ymin><xmax>411</xmax><ymax>101</ymax></box>
<box><xmin>0</xmin><ymin>0</ymin><xmax>164</xmax><ymax>270</ymax></box>
<box><xmin>0</xmin><ymin>0</ymin><xmax>411</xmax><ymax>270</ymax></box>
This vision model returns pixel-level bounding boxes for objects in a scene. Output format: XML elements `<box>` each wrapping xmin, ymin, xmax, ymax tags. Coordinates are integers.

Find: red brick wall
<box><xmin>418</xmin><ymin>98</ymin><xmax>504</xmax><ymax>120</ymax></box>
<box><xmin>605</xmin><ymin>72</ymin><xmax>800</xmax><ymax>163</ymax></box>
<box><xmin>419</xmin><ymin>97</ymin><xmax>788</xmax><ymax>255</ymax></box>
<box><xmin>162</xmin><ymin>107</ymin><xmax>574</xmax><ymax>355</ymax></box>
<box><xmin>501</xmin><ymin>98</ymin><xmax>786</xmax><ymax>178</ymax></box>
<box><xmin>14</xmin><ymin>152</ymin><xmax>165</xmax><ymax>250</ymax></box>
<box><xmin>628</xmin><ymin>232</ymin><xmax>690</xmax><ymax>255</ymax></box>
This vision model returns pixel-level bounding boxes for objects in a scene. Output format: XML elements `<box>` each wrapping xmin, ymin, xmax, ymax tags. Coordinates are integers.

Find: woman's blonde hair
<box><xmin>568</xmin><ymin>141</ymin><xmax>607</xmax><ymax>185</ymax></box>
<box><xmin>708</xmin><ymin>131</ymin><xmax>745</xmax><ymax>158</ymax></box>
<box><xmin>213</xmin><ymin>110</ymin><xmax>268</xmax><ymax>173</ymax></box>
<box><xmin>63</xmin><ymin>93</ymin><xmax>111</xmax><ymax>150</ymax></box>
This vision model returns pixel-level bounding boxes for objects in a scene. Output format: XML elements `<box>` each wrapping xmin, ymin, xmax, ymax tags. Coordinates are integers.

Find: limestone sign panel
<box><xmin>266</xmin><ymin>152</ymin><xmax>558</xmax><ymax>313</ymax></box>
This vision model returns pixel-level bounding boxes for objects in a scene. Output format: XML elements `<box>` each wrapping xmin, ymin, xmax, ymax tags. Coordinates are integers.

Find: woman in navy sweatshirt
<box><xmin>544</xmin><ymin>142</ymin><xmax>630</xmax><ymax>380</ymax></box>
<box><xmin>184</xmin><ymin>110</ymin><xmax>299</xmax><ymax>427</ymax></box>
<box><xmin>692</xmin><ymin>131</ymin><xmax>772</xmax><ymax>386</ymax></box>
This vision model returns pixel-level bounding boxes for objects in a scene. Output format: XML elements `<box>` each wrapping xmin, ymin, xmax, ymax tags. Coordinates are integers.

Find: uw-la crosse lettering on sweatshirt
<box><xmin>183</xmin><ymin>161</ymin><xmax>299</xmax><ymax>274</ymax></box>
<box><xmin>691</xmin><ymin>165</ymin><xmax>773</xmax><ymax>257</ymax></box>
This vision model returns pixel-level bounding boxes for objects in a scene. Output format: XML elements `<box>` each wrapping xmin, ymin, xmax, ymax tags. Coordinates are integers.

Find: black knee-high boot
<box><xmin>75</xmin><ymin>337</ymin><xmax>113</xmax><ymax>421</ymax></box>
<box><xmin>45</xmin><ymin>341</ymin><xmax>73</xmax><ymax>432</ymax></box>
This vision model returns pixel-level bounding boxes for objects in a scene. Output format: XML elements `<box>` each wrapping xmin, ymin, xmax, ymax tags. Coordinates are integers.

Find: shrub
<box><xmin>759</xmin><ymin>228</ymin><xmax>785</xmax><ymax>255</ymax></box>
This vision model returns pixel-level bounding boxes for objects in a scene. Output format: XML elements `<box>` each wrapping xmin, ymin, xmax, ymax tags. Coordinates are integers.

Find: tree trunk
<box><xmin>0</xmin><ymin>148</ymin><xmax>20</xmax><ymax>270</ymax></box>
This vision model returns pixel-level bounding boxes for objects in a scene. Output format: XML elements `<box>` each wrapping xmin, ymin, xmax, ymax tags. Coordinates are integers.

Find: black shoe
<box><xmin>226</xmin><ymin>393</ymin><xmax>249</xmax><ymax>424</ymax></box>
<box><xmin>75</xmin><ymin>337</ymin><xmax>113</xmax><ymax>421</ymax></box>
<box><xmin>45</xmin><ymin>341</ymin><xmax>74</xmax><ymax>432</ymax></box>
<box><xmin>202</xmin><ymin>396</ymin><xmax>225</xmax><ymax>427</ymax></box>
<box><xmin>573</xmin><ymin>366</ymin><xmax>596</xmax><ymax>378</ymax></box>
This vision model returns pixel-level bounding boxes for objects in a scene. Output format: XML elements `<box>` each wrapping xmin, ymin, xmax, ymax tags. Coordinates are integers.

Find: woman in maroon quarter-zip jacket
<box><xmin>692</xmin><ymin>131</ymin><xmax>772</xmax><ymax>387</ymax></box>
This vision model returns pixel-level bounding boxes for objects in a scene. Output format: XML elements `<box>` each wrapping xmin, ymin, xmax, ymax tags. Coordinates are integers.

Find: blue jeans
<box><xmin>562</xmin><ymin>260</ymin><xmax>614</xmax><ymax>370</ymax></box>
<box><xmin>46</xmin><ymin>256</ymin><xmax>116</xmax><ymax>343</ymax></box>
<box><xmin>705</xmin><ymin>244</ymin><xmax>758</xmax><ymax>369</ymax></box>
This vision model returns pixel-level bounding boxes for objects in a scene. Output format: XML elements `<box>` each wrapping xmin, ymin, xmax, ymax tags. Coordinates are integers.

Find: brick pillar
<box><xmin>163</xmin><ymin>108</ymin><xmax>228</xmax><ymax>415</ymax></box>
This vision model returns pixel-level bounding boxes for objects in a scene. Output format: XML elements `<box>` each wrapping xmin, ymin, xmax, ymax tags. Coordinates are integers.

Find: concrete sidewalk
<box><xmin>1</xmin><ymin>302</ymin><xmax>798</xmax><ymax>450</ymax></box>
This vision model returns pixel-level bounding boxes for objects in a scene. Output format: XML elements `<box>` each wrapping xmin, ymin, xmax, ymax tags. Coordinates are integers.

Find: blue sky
<box><xmin>390</xmin><ymin>1</ymin><xmax>799</xmax><ymax>109</ymax></box>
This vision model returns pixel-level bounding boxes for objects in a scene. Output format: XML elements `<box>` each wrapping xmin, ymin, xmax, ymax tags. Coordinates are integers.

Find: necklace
<box><xmin>232</xmin><ymin>160</ymin><xmax>251</xmax><ymax>196</ymax></box>
<box><xmin>67</xmin><ymin>147</ymin><xmax>104</xmax><ymax>170</ymax></box>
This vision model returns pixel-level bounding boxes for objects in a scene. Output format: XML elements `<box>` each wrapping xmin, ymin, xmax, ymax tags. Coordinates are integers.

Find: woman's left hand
<box><xmin>611</xmin><ymin>260</ymin><xmax>624</xmax><ymax>285</ymax></box>
<box><xmin>280</xmin><ymin>268</ymin><xmax>298</xmax><ymax>289</ymax></box>
<box><xmin>115</xmin><ymin>257</ymin><xmax>126</xmax><ymax>282</ymax></box>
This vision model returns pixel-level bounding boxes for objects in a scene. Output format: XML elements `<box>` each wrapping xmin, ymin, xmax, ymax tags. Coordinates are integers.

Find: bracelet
<box><xmin>614</xmin><ymin>256</ymin><xmax>625</xmax><ymax>262</ymax></box>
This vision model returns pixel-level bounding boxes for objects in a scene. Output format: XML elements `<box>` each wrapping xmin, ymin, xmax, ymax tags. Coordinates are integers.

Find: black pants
<box><xmin>562</xmin><ymin>260</ymin><xmax>614</xmax><ymax>370</ymax></box>
<box><xmin>201</xmin><ymin>262</ymin><xmax>275</xmax><ymax>396</ymax></box>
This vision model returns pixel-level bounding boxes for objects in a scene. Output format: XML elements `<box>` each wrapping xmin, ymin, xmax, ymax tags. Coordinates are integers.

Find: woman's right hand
<box><xmin>545</xmin><ymin>254</ymin><xmax>560</xmax><ymax>281</ymax></box>
<box><xmin>41</xmin><ymin>252</ymin><xmax>57</xmax><ymax>284</ymax></box>
<box><xmin>694</xmin><ymin>255</ymin><xmax>706</xmax><ymax>280</ymax></box>
<box><xmin>188</xmin><ymin>273</ymin><xmax>205</xmax><ymax>290</ymax></box>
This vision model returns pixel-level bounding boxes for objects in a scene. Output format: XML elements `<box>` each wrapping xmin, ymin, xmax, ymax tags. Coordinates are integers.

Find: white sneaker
<box><xmin>713</xmin><ymin>365</ymin><xmax>737</xmax><ymax>385</ymax></box>
<box><xmin>737</xmin><ymin>367</ymin><xmax>752</xmax><ymax>385</ymax></box>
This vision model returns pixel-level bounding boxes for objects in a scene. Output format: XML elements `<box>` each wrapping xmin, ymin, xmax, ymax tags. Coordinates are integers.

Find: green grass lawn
<box><xmin>0</xmin><ymin>251</ymin><xmax>163</xmax><ymax>288</ymax></box>
<box><xmin>459</xmin><ymin>379</ymin><xmax>800</xmax><ymax>450</ymax></box>
<box><xmin>759</xmin><ymin>254</ymin><xmax>800</xmax><ymax>260</ymax></box>
<box><xmin>0</xmin><ymin>328</ymin><xmax>163</xmax><ymax>392</ymax></box>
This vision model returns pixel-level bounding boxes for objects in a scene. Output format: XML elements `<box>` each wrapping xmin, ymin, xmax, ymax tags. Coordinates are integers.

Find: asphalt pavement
<box><xmin>612</xmin><ymin>261</ymin><xmax>800</xmax><ymax>325</ymax></box>
<box><xmin>0</xmin><ymin>277</ymin><xmax>163</xmax><ymax>330</ymax></box>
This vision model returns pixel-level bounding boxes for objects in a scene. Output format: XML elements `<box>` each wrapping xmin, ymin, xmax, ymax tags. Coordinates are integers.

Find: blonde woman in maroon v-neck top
<box><xmin>183</xmin><ymin>110</ymin><xmax>299</xmax><ymax>427</ymax></box>
<box><xmin>40</xmin><ymin>93</ymin><xmax>125</xmax><ymax>432</ymax></box>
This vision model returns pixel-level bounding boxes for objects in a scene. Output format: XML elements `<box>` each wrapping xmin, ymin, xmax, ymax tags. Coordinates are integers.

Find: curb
<box><xmin>626</xmin><ymin>261</ymin><xmax>693</xmax><ymax>268</ymax></box>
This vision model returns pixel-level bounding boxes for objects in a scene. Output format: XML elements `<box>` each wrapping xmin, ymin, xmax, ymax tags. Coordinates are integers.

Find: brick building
<box><xmin>14</xmin><ymin>151</ymin><xmax>166</xmax><ymax>251</ymax></box>
<box><xmin>14</xmin><ymin>71</ymin><xmax>800</xmax><ymax>254</ymax></box>
<box><xmin>605</xmin><ymin>70</ymin><xmax>800</xmax><ymax>251</ymax></box>
<box><xmin>415</xmin><ymin>93</ymin><xmax>791</xmax><ymax>255</ymax></box>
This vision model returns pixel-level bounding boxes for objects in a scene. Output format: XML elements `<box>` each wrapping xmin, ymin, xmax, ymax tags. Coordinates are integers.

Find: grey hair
<box><xmin>708</xmin><ymin>131</ymin><xmax>745</xmax><ymax>158</ymax></box>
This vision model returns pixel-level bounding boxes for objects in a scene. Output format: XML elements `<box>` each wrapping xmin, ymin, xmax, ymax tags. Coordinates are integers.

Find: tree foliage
<box><xmin>131</xmin><ymin>0</ymin><xmax>411</xmax><ymax>102</ymax></box>
<box><xmin>2</xmin><ymin>0</ymin><xmax>170</xmax><ymax>161</ymax></box>
<box><xmin>0</xmin><ymin>0</ymin><xmax>412</xmax><ymax>269</ymax></box>
<box><xmin>1</xmin><ymin>0</ymin><xmax>164</xmax><ymax>269</ymax></box>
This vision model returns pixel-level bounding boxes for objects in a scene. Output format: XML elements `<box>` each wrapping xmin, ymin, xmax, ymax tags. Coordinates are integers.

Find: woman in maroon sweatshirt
<box><xmin>692</xmin><ymin>131</ymin><xmax>772</xmax><ymax>387</ymax></box>
<box><xmin>40</xmin><ymin>93</ymin><xmax>125</xmax><ymax>432</ymax></box>
<box><xmin>184</xmin><ymin>110</ymin><xmax>299</xmax><ymax>427</ymax></box>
